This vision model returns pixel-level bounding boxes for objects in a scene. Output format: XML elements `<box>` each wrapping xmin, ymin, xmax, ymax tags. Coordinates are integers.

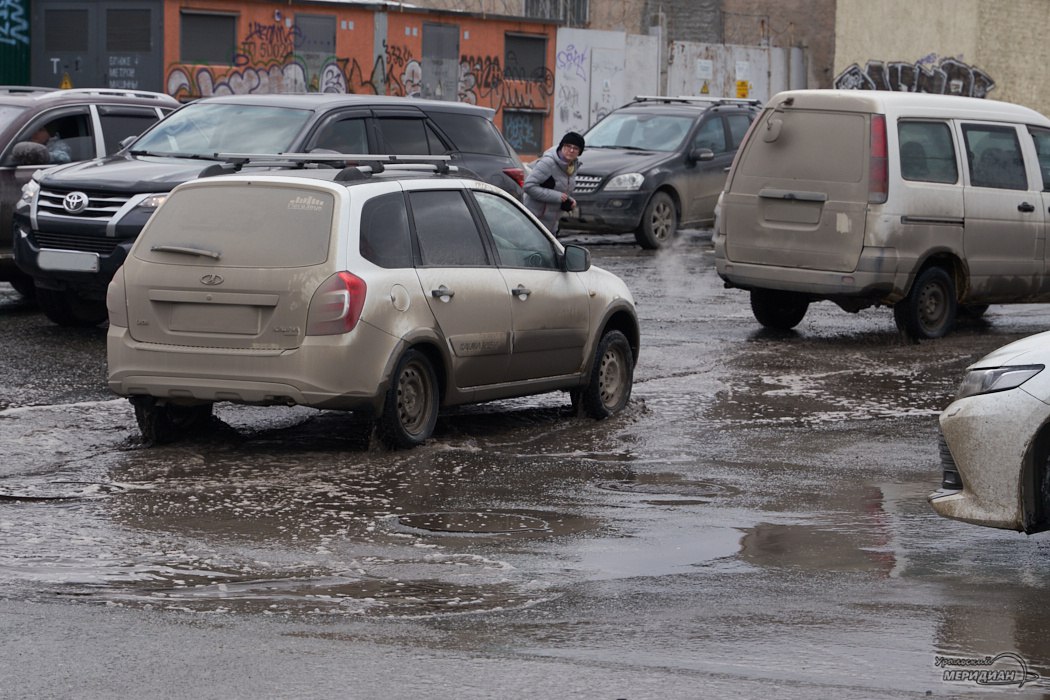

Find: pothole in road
<box><xmin>592</xmin><ymin>472</ymin><xmax>740</xmax><ymax>502</ymax></box>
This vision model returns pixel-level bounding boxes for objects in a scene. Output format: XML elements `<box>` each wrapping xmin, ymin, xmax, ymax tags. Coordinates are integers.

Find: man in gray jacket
<box><xmin>523</xmin><ymin>131</ymin><xmax>584</xmax><ymax>234</ymax></box>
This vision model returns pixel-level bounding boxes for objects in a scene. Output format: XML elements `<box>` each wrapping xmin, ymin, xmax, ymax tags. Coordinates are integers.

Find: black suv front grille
<box><xmin>37</xmin><ymin>188</ymin><xmax>134</xmax><ymax>220</ymax></box>
<box><xmin>31</xmin><ymin>230</ymin><xmax>122</xmax><ymax>255</ymax></box>
<box><xmin>575</xmin><ymin>174</ymin><xmax>603</xmax><ymax>194</ymax></box>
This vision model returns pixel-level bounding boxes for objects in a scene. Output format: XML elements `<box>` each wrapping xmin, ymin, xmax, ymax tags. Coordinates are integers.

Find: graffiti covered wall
<box><xmin>0</xmin><ymin>0</ymin><xmax>30</xmax><ymax>84</ymax></box>
<box><xmin>834</xmin><ymin>56</ymin><xmax>995</xmax><ymax>97</ymax></box>
<box><xmin>162</xmin><ymin>1</ymin><xmax>557</xmax><ymax>152</ymax></box>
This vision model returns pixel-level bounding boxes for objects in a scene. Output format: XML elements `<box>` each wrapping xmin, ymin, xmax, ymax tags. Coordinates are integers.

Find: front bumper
<box><xmin>929</xmin><ymin>388</ymin><xmax>1050</xmax><ymax>531</ymax></box>
<box><xmin>559</xmin><ymin>190</ymin><xmax>649</xmax><ymax>233</ymax></box>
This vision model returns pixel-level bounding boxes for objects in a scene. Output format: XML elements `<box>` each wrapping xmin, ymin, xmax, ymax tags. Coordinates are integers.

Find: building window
<box><xmin>505</xmin><ymin>34</ymin><xmax>546</xmax><ymax>82</ymax></box>
<box><xmin>502</xmin><ymin>110</ymin><xmax>544</xmax><ymax>156</ymax></box>
<box><xmin>180</xmin><ymin>12</ymin><xmax>237</xmax><ymax>65</ymax></box>
<box><xmin>524</xmin><ymin>0</ymin><xmax>588</xmax><ymax>26</ymax></box>
<box><xmin>45</xmin><ymin>9</ymin><xmax>88</xmax><ymax>52</ymax></box>
<box><xmin>107</xmin><ymin>9</ymin><xmax>151</xmax><ymax>52</ymax></box>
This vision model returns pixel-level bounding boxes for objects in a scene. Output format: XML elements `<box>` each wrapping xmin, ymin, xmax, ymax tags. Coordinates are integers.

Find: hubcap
<box><xmin>598</xmin><ymin>346</ymin><xmax>627</xmax><ymax>408</ymax></box>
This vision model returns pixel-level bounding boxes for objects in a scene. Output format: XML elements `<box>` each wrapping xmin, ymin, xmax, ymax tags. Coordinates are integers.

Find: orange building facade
<box><xmin>160</xmin><ymin>1</ymin><xmax>558</xmax><ymax>155</ymax></box>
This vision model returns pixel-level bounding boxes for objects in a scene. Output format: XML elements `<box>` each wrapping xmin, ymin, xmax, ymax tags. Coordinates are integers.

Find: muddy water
<box><xmin>2</xmin><ymin>234</ymin><xmax>1050</xmax><ymax>696</ymax></box>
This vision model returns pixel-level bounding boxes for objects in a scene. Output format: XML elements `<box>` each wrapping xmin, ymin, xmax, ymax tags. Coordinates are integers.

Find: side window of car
<box><xmin>473</xmin><ymin>190</ymin><xmax>558</xmax><ymax>269</ymax></box>
<box><xmin>1028</xmin><ymin>128</ymin><xmax>1050</xmax><ymax>190</ymax></box>
<box><xmin>693</xmin><ymin>116</ymin><xmax>727</xmax><ymax>154</ymax></box>
<box><xmin>726</xmin><ymin>113</ymin><xmax>754</xmax><ymax>149</ymax></box>
<box><xmin>964</xmin><ymin>124</ymin><xmax>1028</xmax><ymax>190</ymax></box>
<box><xmin>409</xmin><ymin>190</ymin><xmax>489</xmax><ymax>266</ymax></box>
<box><xmin>377</xmin><ymin>117</ymin><xmax>436</xmax><ymax>155</ymax></box>
<box><xmin>360</xmin><ymin>192</ymin><xmax>413</xmax><ymax>268</ymax></box>
<box><xmin>98</xmin><ymin>107</ymin><xmax>166</xmax><ymax>155</ymax></box>
<box><xmin>312</xmin><ymin>117</ymin><xmax>369</xmax><ymax>154</ymax></box>
<box><xmin>898</xmin><ymin>121</ymin><xmax>958</xmax><ymax>184</ymax></box>
<box><xmin>16</xmin><ymin>110</ymin><xmax>92</xmax><ymax>164</ymax></box>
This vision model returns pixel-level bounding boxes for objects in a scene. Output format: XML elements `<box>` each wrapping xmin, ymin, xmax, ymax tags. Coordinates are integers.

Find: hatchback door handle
<box><xmin>431</xmin><ymin>285</ymin><xmax>454</xmax><ymax>300</ymax></box>
<box><xmin>512</xmin><ymin>285</ymin><xmax>532</xmax><ymax>298</ymax></box>
<box><xmin>1018</xmin><ymin>202</ymin><xmax>1035</xmax><ymax>213</ymax></box>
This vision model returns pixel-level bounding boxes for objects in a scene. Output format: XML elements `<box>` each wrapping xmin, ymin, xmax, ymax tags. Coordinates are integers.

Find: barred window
<box><xmin>523</xmin><ymin>0</ymin><xmax>589</xmax><ymax>26</ymax></box>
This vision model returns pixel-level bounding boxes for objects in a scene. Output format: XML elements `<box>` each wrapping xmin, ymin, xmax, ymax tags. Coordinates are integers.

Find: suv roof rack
<box><xmin>0</xmin><ymin>86</ymin><xmax>57</xmax><ymax>96</ymax></box>
<box><xmin>38</xmin><ymin>87</ymin><xmax>175</xmax><ymax>102</ymax></box>
<box><xmin>630</xmin><ymin>95</ymin><xmax>762</xmax><ymax>107</ymax></box>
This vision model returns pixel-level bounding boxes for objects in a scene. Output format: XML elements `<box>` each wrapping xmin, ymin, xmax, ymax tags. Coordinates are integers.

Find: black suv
<box><xmin>13</xmin><ymin>93</ymin><xmax>525</xmax><ymax>326</ymax></box>
<box><xmin>0</xmin><ymin>86</ymin><xmax>176</xmax><ymax>298</ymax></box>
<box><xmin>560</xmin><ymin>96</ymin><xmax>760</xmax><ymax>248</ymax></box>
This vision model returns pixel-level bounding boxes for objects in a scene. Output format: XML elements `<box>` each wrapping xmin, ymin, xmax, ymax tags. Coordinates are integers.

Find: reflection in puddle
<box><xmin>593</xmin><ymin>472</ymin><xmax>740</xmax><ymax>499</ymax></box>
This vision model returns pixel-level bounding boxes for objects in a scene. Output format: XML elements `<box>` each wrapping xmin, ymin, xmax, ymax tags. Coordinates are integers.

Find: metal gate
<box><xmin>31</xmin><ymin>0</ymin><xmax>163</xmax><ymax>91</ymax></box>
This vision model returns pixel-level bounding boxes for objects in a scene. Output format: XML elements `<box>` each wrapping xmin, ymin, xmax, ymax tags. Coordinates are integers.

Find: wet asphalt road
<box><xmin>2</xmin><ymin>230</ymin><xmax>1050</xmax><ymax>699</ymax></box>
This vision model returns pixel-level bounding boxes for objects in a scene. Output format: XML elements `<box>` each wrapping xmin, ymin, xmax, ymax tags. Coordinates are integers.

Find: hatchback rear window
<box><xmin>135</xmin><ymin>184</ymin><xmax>333</xmax><ymax>268</ymax></box>
<box><xmin>739</xmin><ymin>110</ymin><xmax>865</xmax><ymax>183</ymax></box>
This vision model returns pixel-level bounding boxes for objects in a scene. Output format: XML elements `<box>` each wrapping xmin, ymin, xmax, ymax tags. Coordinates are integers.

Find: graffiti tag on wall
<box><xmin>834</xmin><ymin>56</ymin><xmax>995</xmax><ymax>98</ymax></box>
<box><xmin>0</xmin><ymin>0</ymin><xmax>29</xmax><ymax>47</ymax></box>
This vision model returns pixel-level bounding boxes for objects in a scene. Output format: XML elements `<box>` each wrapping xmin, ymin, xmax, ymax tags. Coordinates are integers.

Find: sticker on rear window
<box><xmin>288</xmin><ymin>195</ymin><xmax>326</xmax><ymax>212</ymax></box>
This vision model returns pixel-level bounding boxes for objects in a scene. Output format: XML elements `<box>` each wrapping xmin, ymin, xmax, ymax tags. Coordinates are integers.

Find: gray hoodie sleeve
<box><xmin>523</xmin><ymin>155</ymin><xmax>564</xmax><ymax>204</ymax></box>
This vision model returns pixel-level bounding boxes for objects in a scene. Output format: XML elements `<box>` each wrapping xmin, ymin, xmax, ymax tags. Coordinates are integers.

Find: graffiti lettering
<box><xmin>0</xmin><ymin>0</ymin><xmax>29</xmax><ymax>47</ymax></box>
<box><xmin>235</xmin><ymin>21</ymin><xmax>301</xmax><ymax>66</ymax></box>
<box><xmin>556</xmin><ymin>44</ymin><xmax>588</xmax><ymax>80</ymax></box>
<box><xmin>834</xmin><ymin>57</ymin><xmax>995</xmax><ymax>98</ymax></box>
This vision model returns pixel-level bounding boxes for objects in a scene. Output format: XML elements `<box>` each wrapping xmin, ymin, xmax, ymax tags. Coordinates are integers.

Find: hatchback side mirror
<box><xmin>564</xmin><ymin>244</ymin><xmax>590</xmax><ymax>272</ymax></box>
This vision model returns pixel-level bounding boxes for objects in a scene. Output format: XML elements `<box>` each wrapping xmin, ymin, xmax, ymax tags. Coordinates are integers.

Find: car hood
<box><xmin>576</xmin><ymin>148</ymin><xmax>676</xmax><ymax>176</ymax></box>
<box><xmin>970</xmin><ymin>330</ymin><xmax>1050</xmax><ymax>368</ymax></box>
<box><xmin>35</xmin><ymin>155</ymin><xmax>220</xmax><ymax>193</ymax></box>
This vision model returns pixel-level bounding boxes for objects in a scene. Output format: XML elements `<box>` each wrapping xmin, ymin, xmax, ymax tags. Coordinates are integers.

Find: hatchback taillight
<box><xmin>306</xmin><ymin>272</ymin><xmax>367</xmax><ymax>336</ymax></box>
<box><xmin>868</xmin><ymin>114</ymin><xmax>888</xmax><ymax>204</ymax></box>
<box><xmin>503</xmin><ymin>167</ymin><xmax>525</xmax><ymax>188</ymax></box>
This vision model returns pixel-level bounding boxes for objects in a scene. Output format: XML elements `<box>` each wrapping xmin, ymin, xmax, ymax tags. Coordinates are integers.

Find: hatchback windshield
<box><xmin>131</xmin><ymin>103</ymin><xmax>313</xmax><ymax>156</ymax></box>
<box><xmin>585</xmin><ymin>113</ymin><xmax>694</xmax><ymax>152</ymax></box>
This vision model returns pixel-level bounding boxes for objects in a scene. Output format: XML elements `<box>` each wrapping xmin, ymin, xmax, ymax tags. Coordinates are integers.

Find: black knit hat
<box><xmin>559</xmin><ymin>131</ymin><xmax>585</xmax><ymax>154</ymax></box>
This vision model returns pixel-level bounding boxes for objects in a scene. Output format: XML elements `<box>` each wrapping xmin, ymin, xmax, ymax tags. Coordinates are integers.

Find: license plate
<box><xmin>37</xmin><ymin>249</ymin><xmax>100</xmax><ymax>273</ymax></box>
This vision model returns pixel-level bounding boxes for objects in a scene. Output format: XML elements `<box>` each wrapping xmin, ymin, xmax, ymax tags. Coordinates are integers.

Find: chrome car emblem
<box><xmin>200</xmin><ymin>274</ymin><xmax>224</xmax><ymax>286</ymax></box>
<box><xmin>62</xmin><ymin>191</ymin><xmax>89</xmax><ymax>214</ymax></box>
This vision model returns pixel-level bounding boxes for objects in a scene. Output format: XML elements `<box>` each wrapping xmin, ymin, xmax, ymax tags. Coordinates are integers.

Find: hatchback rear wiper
<box><xmin>150</xmin><ymin>244</ymin><xmax>221</xmax><ymax>260</ymax></box>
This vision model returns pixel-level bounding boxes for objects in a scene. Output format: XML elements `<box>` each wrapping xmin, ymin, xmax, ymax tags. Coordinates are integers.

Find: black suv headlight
<box><xmin>603</xmin><ymin>173</ymin><xmax>644</xmax><ymax>192</ymax></box>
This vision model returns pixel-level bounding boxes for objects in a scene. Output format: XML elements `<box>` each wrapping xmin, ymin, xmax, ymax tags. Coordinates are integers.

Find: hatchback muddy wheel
<box><xmin>131</xmin><ymin>397</ymin><xmax>214</xmax><ymax>444</ymax></box>
<box><xmin>750</xmin><ymin>288</ymin><xmax>809</xmax><ymax>330</ymax></box>
<box><xmin>378</xmin><ymin>350</ymin><xmax>439</xmax><ymax>449</ymax></box>
<box><xmin>582</xmin><ymin>330</ymin><xmax>633</xmax><ymax>419</ymax></box>
<box><xmin>35</xmin><ymin>287</ymin><xmax>107</xmax><ymax>327</ymax></box>
<box><xmin>635</xmin><ymin>192</ymin><xmax>677</xmax><ymax>249</ymax></box>
<box><xmin>894</xmin><ymin>266</ymin><xmax>957</xmax><ymax>339</ymax></box>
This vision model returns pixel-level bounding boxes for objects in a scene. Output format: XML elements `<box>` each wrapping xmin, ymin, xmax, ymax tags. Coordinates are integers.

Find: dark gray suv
<box><xmin>560</xmin><ymin>96</ymin><xmax>760</xmax><ymax>249</ymax></box>
<box><xmin>0</xmin><ymin>86</ymin><xmax>176</xmax><ymax>298</ymax></box>
<box><xmin>14</xmin><ymin>93</ymin><xmax>525</xmax><ymax>326</ymax></box>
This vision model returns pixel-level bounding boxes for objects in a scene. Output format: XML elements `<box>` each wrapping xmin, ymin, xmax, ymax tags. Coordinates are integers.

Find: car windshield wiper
<box><xmin>150</xmin><ymin>244</ymin><xmax>221</xmax><ymax>260</ymax></box>
<box><xmin>128</xmin><ymin>150</ymin><xmax>222</xmax><ymax>160</ymax></box>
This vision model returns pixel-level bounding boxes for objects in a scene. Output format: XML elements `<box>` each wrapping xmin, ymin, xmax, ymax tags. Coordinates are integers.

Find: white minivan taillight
<box><xmin>306</xmin><ymin>272</ymin><xmax>367</xmax><ymax>335</ymax></box>
<box><xmin>868</xmin><ymin>114</ymin><xmax>888</xmax><ymax>204</ymax></box>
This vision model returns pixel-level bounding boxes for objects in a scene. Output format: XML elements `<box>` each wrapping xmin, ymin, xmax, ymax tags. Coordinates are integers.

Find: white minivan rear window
<box><xmin>739</xmin><ymin>110</ymin><xmax>866</xmax><ymax>183</ymax></box>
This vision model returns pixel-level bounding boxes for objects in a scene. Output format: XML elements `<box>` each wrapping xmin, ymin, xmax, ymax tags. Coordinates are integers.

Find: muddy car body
<box><xmin>106</xmin><ymin>157</ymin><xmax>639</xmax><ymax>448</ymax></box>
<box><xmin>931</xmin><ymin>330</ymin><xmax>1050</xmax><ymax>533</ymax></box>
<box><xmin>715</xmin><ymin>90</ymin><xmax>1050</xmax><ymax>339</ymax></box>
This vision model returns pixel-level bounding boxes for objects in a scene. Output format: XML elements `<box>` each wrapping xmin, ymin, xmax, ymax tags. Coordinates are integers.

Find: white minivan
<box><xmin>714</xmin><ymin>90</ymin><xmax>1050</xmax><ymax>339</ymax></box>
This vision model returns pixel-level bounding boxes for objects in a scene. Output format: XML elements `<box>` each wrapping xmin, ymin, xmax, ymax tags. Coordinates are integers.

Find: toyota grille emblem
<box><xmin>62</xmin><ymin>191</ymin><xmax>89</xmax><ymax>214</ymax></box>
<box><xmin>200</xmin><ymin>274</ymin><xmax>224</xmax><ymax>286</ymax></box>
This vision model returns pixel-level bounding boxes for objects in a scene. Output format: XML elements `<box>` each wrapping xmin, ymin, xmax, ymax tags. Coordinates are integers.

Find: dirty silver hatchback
<box><xmin>106</xmin><ymin>157</ymin><xmax>639</xmax><ymax>448</ymax></box>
